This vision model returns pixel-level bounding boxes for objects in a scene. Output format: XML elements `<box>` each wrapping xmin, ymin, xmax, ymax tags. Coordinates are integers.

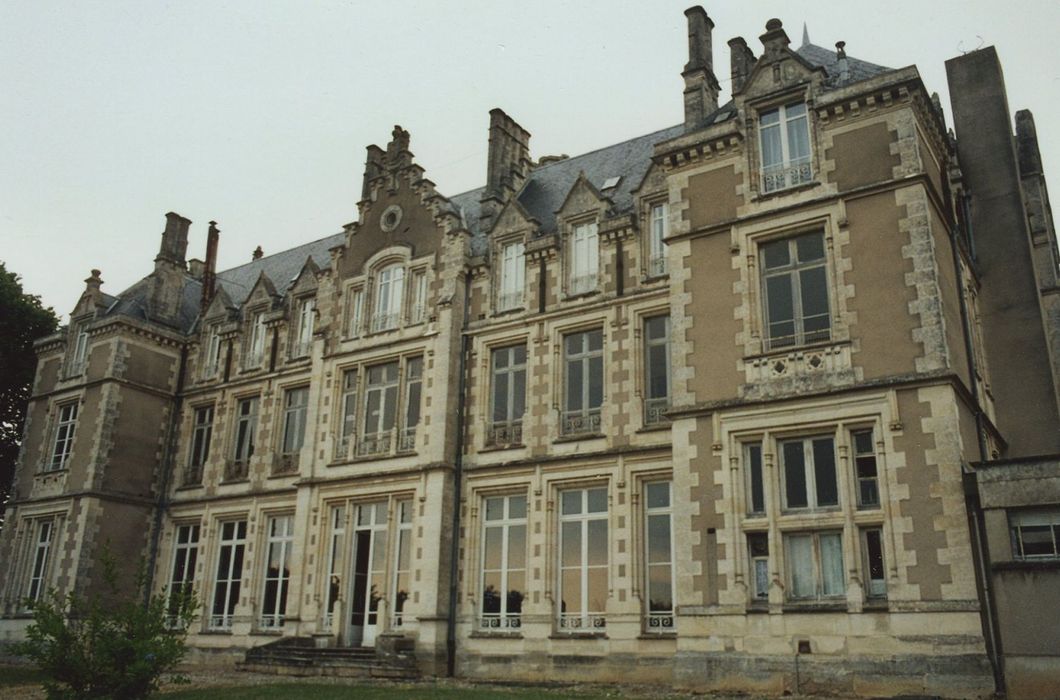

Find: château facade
<box><xmin>3</xmin><ymin>8</ymin><xmax>1059</xmax><ymax>698</ymax></box>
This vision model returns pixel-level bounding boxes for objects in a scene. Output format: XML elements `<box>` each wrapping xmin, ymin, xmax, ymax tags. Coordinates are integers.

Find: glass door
<box><xmin>346</xmin><ymin>502</ymin><xmax>388</xmax><ymax>646</ymax></box>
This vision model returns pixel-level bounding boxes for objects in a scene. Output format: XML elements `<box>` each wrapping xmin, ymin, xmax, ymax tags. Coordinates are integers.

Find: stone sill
<box><xmin>635</xmin><ymin>422</ymin><xmax>671</xmax><ymax>434</ymax></box>
<box><xmin>743</xmin><ymin>337</ymin><xmax>851</xmax><ymax>364</ymax></box>
<box><xmin>479</xmin><ymin>443</ymin><xmax>525</xmax><ymax>454</ymax></box>
<box><xmin>548</xmin><ymin>632</ymin><xmax>608</xmax><ymax>640</ymax></box>
<box><xmin>993</xmin><ymin>559</ymin><xmax>1060</xmax><ymax>572</ymax></box>
<box><xmin>469</xmin><ymin>631</ymin><xmax>523</xmax><ymax>640</ymax></box>
<box><xmin>175</xmin><ymin>483</ymin><xmax>203</xmax><ymax>491</ymax></box>
<box><xmin>782</xmin><ymin>603</ymin><xmax>847</xmax><ymax>613</ymax></box>
<box><xmin>553</xmin><ymin>433</ymin><xmax>605</xmax><ymax>445</ymax></box>
<box><xmin>250</xmin><ymin>630</ymin><xmax>284</xmax><ymax>637</ymax></box>
<box><xmin>750</xmin><ymin>179</ymin><xmax>821</xmax><ymax>203</ymax></box>
<box><xmin>637</xmin><ymin>632</ymin><xmax>677</xmax><ymax>640</ymax></box>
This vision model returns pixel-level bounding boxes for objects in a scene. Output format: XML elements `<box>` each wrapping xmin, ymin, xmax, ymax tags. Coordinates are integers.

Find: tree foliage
<box><xmin>13</xmin><ymin>552</ymin><xmax>196</xmax><ymax>700</ymax></box>
<box><xmin>0</xmin><ymin>261</ymin><xmax>59</xmax><ymax>506</ymax></box>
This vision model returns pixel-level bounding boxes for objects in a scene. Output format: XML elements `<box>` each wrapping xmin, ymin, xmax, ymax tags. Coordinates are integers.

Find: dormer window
<box><xmin>648</xmin><ymin>203</ymin><xmax>668</xmax><ymax>277</ymax></box>
<box><xmin>760</xmin><ymin>102</ymin><xmax>812</xmax><ymax>193</ymax></box>
<box><xmin>294</xmin><ymin>298</ymin><xmax>315</xmax><ymax>357</ymax></box>
<box><xmin>372</xmin><ymin>264</ymin><xmax>404</xmax><ymax>333</ymax></box>
<box><xmin>498</xmin><ymin>241</ymin><xmax>525</xmax><ymax>312</ymax></box>
<box><xmin>70</xmin><ymin>327</ymin><xmax>89</xmax><ymax>375</ymax></box>
<box><xmin>246</xmin><ymin>312</ymin><xmax>267</xmax><ymax>368</ymax></box>
<box><xmin>203</xmin><ymin>326</ymin><xmax>222</xmax><ymax>377</ymax></box>
<box><xmin>569</xmin><ymin>222</ymin><xmax>599</xmax><ymax>296</ymax></box>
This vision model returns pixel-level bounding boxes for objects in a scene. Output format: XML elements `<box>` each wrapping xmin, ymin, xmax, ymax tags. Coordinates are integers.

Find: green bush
<box><xmin>13</xmin><ymin>553</ymin><xmax>197</xmax><ymax>700</ymax></box>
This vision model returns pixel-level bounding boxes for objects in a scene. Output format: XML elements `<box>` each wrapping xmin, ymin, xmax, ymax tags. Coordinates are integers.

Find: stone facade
<box><xmin>2</xmin><ymin>8</ymin><xmax>1059</xmax><ymax>698</ymax></box>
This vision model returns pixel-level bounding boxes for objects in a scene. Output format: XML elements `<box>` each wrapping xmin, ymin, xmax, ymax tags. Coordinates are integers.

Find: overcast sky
<box><xmin>3</xmin><ymin>0</ymin><xmax>1059</xmax><ymax>321</ymax></box>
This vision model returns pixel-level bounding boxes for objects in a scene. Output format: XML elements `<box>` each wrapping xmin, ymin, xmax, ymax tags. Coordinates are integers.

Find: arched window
<box><xmin>372</xmin><ymin>264</ymin><xmax>405</xmax><ymax>332</ymax></box>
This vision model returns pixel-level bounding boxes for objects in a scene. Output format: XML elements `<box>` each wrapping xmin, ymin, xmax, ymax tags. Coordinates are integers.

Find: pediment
<box><xmin>202</xmin><ymin>286</ymin><xmax>235</xmax><ymax>322</ymax></box>
<box><xmin>490</xmin><ymin>198</ymin><xmax>539</xmax><ymax>237</ymax></box>
<box><xmin>288</xmin><ymin>257</ymin><xmax>320</xmax><ymax>297</ymax></box>
<box><xmin>739</xmin><ymin>52</ymin><xmax>824</xmax><ymax>101</ymax></box>
<box><xmin>244</xmin><ymin>271</ymin><xmax>278</xmax><ymax>310</ymax></box>
<box><xmin>555</xmin><ymin>172</ymin><xmax>609</xmax><ymax>221</ymax></box>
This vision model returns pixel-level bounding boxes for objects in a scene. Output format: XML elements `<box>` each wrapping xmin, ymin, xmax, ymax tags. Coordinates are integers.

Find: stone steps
<box><xmin>238</xmin><ymin>637</ymin><xmax>418</xmax><ymax>680</ymax></box>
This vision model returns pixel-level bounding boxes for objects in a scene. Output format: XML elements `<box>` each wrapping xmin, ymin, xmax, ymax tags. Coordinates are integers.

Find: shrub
<box><xmin>13</xmin><ymin>552</ymin><xmax>197</xmax><ymax>700</ymax></box>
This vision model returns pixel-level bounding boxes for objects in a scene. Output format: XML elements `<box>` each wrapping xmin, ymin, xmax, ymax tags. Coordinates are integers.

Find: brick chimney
<box><xmin>200</xmin><ymin>221</ymin><xmax>220</xmax><ymax>313</ymax></box>
<box><xmin>682</xmin><ymin>6</ymin><xmax>721</xmax><ymax>131</ymax></box>
<box><xmin>480</xmin><ymin>108</ymin><xmax>532</xmax><ymax>231</ymax></box>
<box><xmin>728</xmin><ymin>37</ymin><xmax>757</xmax><ymax>94</ymax></box>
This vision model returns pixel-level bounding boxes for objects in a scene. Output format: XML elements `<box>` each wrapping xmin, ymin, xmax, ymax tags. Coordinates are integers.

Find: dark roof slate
<box><xmin>213</xmin><ymin>232</ymin><xmax>344</xmax><ymax>307</ymax></box>
<box><xmin>796</xmin><ymin>43</ymin><xmax>892</xmax><ymax>87</ymax></box>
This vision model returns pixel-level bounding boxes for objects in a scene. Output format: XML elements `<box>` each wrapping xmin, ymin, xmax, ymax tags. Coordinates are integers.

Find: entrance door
<box><xmin>347</xmin><ymin>502</ymin><xmax>388</xmax><ymax>647</ymax></box>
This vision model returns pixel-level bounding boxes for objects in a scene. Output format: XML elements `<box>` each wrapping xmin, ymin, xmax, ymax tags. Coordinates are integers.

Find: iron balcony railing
<box><xmin>561</xmin><ymin>408</ymin><xmax>601</xmax><ymax>436</ymax></box>
<box><xmin>762</xmin><ymin>155</ymin><xmax>813</xmax><ymax>194</ymax></box>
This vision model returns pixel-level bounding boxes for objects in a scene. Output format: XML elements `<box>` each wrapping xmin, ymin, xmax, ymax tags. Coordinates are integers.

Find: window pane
<box><xmin>483</xmin><ymin>527</ymin><xmax>502</xmax><ymax>570</ymax></box>
<box><xmin>485</xmin><ymin>497</ymin><xmax>504</xmax><ymax>521</ymax></box>
<box><xmin>587</xmin><ymin>488</ymin><xmax>608</xmax><ymax>513</ymax></box>
<box><xmin>760</xmin><ymin>123</ymin><xmax>782</xmax><ymax>168</ymax></box>
<box><xmin>747</xmin><ymin>444</ymin><xmax>764</xmax><ymax>513</ymax></box>
<box><xmin>512</xmin><ymin>369</ymin><xmax>526</xmax><ymax>418</ymax></box>
<box><xmin>788</xmin><ymin>535</ymin><xmax>814</xmax><ymax>597</ymax></box>
<box><xmin>648</xmin><ymin>344</ymin><xmax>668</xmax><ymax>399</ymax></box>
<box><xmin>648</xmin><ymin>565</ymin><xmax>673</xmax><ymax>612</ymax></box>
<box><xmin>786</xmin><ymin>113</ymin><xmax>810</xmax><ymax>161</ymax></box>
<box><xmin>507</xmin><ymin>572</ymin><xmax>525</xmax><ymax>614</ymax></box>
<box><xmin>783</xmin><ymin>441</ymin><xmax>808</xmax><ymax>508</ymax></box>
<box><xmin>1020</xmin><ymin>526</ymin><xmax>1055</xmax><ymax>556</ymax></box>
<box><xmin>799</xmin><ymin>266</ymin><xmax>829</xmax><ymax>318</ymax></box>
<box><xmin>508</xmin><ymin>525</ymin><xmax>527</xmax><ymax>568</ymax></box>
<box><xmin>493</xmin><ymin>372</ymin><xmax>509</xmax><ymax>422</ymax></box>
<box><xmin>588</xmin><ymin>356</ymin><xmax>603</xmax><ymax>408</ymax></box>
<box><xmin>561</xmin><ymin>521</ymin><xmax>581</xmax><ymax>566</ymax></box>
<box><xmin>586</xmin><ymin>568</ymin><xmax>607</xmax><ymax>613</ymax></box>
<box><xmin>587</xmin><ymin>330</ymin><xmax>603</xmax><ymax>352</ymax></box>
<box><xmin>796</xmin><ymin>233</ymin><xmax>824</xmax><ymax>262</ymax></box>
<box><xmin>763</xmin><ymin>239</ymin><xmax>791</xmax><ymax>269</ymax></box>
<box><xmin>561</xmin><ymin>569</ymin><xmax>582</xmax><ymax>614</ymax></box>
<box><xmin>645</xmin><ymin>482</ymin><xmax>669</xmax><ymax>509</ymax></box>
<box><xmin>647</xmin><ymin>514</ymin><xmax>671</xmax><ymax>563</ymax></box>
<box><xmin>864</xmin><ymin>529</ymin><xmax>886</xmax><ymax>596</ymax></box>
<box><xmin>566</xmin><ymin>359</ymin><xmax>583</xmax><ymax>411</ymax></box>
<box><xmin>820</xmin><ymin>533</ymin><xmax>845</xmax><ymax>596</ymax></box>
<box><xmin>587</xmin><ymin>520</ymin><xmax>608</xmax><ymax>566</ymax></box>
<box><xmin>509</xmin><ymin>495</ymin><xmax>527</xmax><ymax>519</ymax></box>
<box><xmin>561</xmin><ymin>491</ymin><xmax>582</xmax><ymax>515</ymax></box>
<box><xmin>812</xmin><ymin>438</ymin><xmax>838</xmax><ymax>507</ymax></box>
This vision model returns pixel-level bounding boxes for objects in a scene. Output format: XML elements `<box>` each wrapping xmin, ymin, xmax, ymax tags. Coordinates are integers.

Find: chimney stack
<box><xmin>157</xmin><ymin>212</ymin><xmax>191</xmax><ymax>267</ymax></box>
<box><xmin>728</xmin><ymin>37</ymin><xmax>757</xmax><ymax>94</ymax></box>
<box><xmin>682</xmin><ymin>6</ymin><xmax>720</xmax><ymax>130</ymax></box>
<box><xmin>201</xmin><ymin>221</ymin><xmax>220</xmax><ymax>313</ymax></box>
<box><xmin>480</xmin><ymin>108</ymin><xmax>532</xmax><ymax>230</ymax></box>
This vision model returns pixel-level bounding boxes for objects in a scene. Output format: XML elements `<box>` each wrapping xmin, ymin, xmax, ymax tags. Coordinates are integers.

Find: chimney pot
<box><xmin>766</xmin><ymin>18</ymin><xmax>783</xmax><ymax>31</ymax></box>
<box><xmin>835</xmin><ymin>40</ymin><xmax>846</xmax><ymax>57</ymax></box>
<box><xmin>252</xmin><ymin>246</ymin><xmax>263</xmax><ymax>261</ymax></box>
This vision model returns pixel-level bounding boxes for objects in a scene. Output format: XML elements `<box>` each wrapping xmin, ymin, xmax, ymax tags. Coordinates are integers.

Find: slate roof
<box><xmin>797</xmin><ymin>42</ymin><xmax>891</xmax><ymax>87</ymax></box>
<box><xmin>100</xmin><ymin>40</ymin><xmax>892</xmax><ymax>334</ymax></box>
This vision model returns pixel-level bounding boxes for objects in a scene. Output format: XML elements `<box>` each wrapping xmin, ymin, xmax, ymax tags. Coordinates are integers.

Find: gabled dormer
<box><xmin>555</xmin><ymin>173</ymin><xmax>610</xmax><ymax>298</ymax></box>
<box><xmin>287</xmin><ymin>257</ymin><xmax>320</xmax><ymax>360</ymax></box>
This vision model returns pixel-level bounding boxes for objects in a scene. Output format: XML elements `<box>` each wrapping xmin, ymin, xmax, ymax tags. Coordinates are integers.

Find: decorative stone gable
<box><xmin>735</xmin><ymin>20</ymin><xmax>826</xmax><ymax>101</ymax></box>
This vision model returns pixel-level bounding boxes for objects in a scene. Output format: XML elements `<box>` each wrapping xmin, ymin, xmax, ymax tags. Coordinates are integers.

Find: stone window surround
<box><xmin>289</xmin><ymin>295</ymin><xmax>316</xmax><ymax>360</ymax></box>
<box><xmin>348</xmin><ymin>247</ymin><xmax>432</xmax><ymax>338</ymax></box>
<box><xmin>477</xmin><ymin>331</ymin><xmax>531</xmax><ymax>451</ymax></box>
<box><xmin>722</xmin><ymin>406</ymin><xmax>898</xmax><ymax>610</ymax></box>
<box><xmin>746</xmin><ymin>87</ymin><xmax>820</xmax><ymax>199</ymax></box>
<box><xmin>562</xmin><ymin>212</ymin><xmax>601</xmax><ymax>299</ymax></box>
<box><xmin>492</xmin><ymin>230</ymin><xmax>528</xmax><ymax>314</ymax></box>
<box><xmin>43</xmin><ymin>393</ymin><xmax>82</xmax><ymax>474</ymax></box>
<box><xmin>640</xmin><ymin>194</ymin><xmax>670</xmax><ymax>280</ymax></box>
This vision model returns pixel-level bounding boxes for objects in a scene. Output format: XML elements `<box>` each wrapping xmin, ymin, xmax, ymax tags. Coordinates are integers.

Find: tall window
<box><xmin>167</xmin><ymin>524</ymin><xmax>199</xmax><ymax>626</ymax></box>
<box><xmin>761</xmin><ymin>232</ymin><xmax>830</xmax><ymax>349</ymax></box>
<box><xmin>49</xmin><ymin>401</ymin><xmax>78</xmax><ymax>471</ymax></box>
<box><xmin>569</xmin><ymin>222</ymin><xmax>599</xmax><ymax>295</ymax></box>
<box><xmin>338</xmin><ymin>370</ymin><xmax>358</xmax><ymax>458</ymax></box>
<box><xmin>392</xmin><ymin>500</ymin><xmax>413</xmax><ymax>628</ymax></box>
<box><xmin>760</xmin><ymin>102</ymin><xmax>812</xmax><ymax>193</ymax></box>
<box><xmin>489</xmin><ymin>345</ymin><xmax>526</xmax><ymax>446</ymax></box>
<box><xmin>748</xmin><ymin>532</ymin><xmax>770</xmax><ymax>602</ymax></box>
<box><xmin>247</xmin><ymin>312</ymin><xmax>267</xmax><ymax>367</ymax></box>
<box><xmin>186</xmin><ymin>405</ymin><xmax>214</xmax><ymax>484</ymax></box>
<box><xmin>228</xmin><ymin>397</ymin><xmax>258</xmax><ymax>480</ymax></box>
<box><xmin>785</xmin><ymin>531</ymin><xmax>844</xmax><ymax>600</ymax></box>
<box><xmin>643</xmin><ymin>315</ymin><xmax>671</xmax><ymax>425</ymax></box>
<box><xmin>498</xmin><ymin>241</ymin><xmax>525</xmax><ymax>311</ymax></box>
<box><xmin>294</xmin><ymin>298</ymin><xmax>315</xmax><ymax>357</ymax></box>
<box><xmin>1011</xmin><ymin>509</ymin><xmax>1060</xmax><ymax>560</ymax></box>
<box><xmin>861</xmin><ymin>527</ymin><xmax>887</xmax><ymax>599</ymax></box>
<box><xmin>372</xmin><ymin>264</ymin><xmax>404</xmax><ymax>332</ymax></box>
<box><xmin>480</xmin><ymin>494</ymin><xmax>527</xmax><ymax>630</ymax></box>
<box><xmin>648</xmin><ymin>203</ymin><xmax>668</xmax><ymax>277</ymax></box>
<box><xmin>643</xmin><ymin>481</ymin><xmax>675</xmax><ymax>632</ymax></box>
<box><xmin>261</xmin><ymin>515</ymin><xmax>294</xmax><ymax>629</ymax></box>
<box><xmin>780</xmin><ymin>436</ymin><xmax>838</xmax><ymax>510</ymax></box>
<box><xmin>210</xmin><ymin>520</ymin><xmax>247</xmax><ymax>629</ymax></box>
<box><xmin>745</xmin><ymin>443</ymin><xmax>765</xmax><ymax>515</ymax></box>
<box><xmin>347</xmin><ymin>287</ymin><xmax>364</xmax><ymax>338</ymax></box>
<box><xmin>26</xmin><ymin>519</ymin><xmax>54</xmax><ymax>603</ymax></box>
<box><xmin>71</xmin><ymin>328</ymin><xmax>89</xmax><ymax>374</ymax></box>
<box><xmin>409</xmin><ymin>270</ymin><xmax>428</xmax><ymax>324</ymax></box>
<box><xmin>204</xmin><ymin>326</ymin><xmax>222</xmax><ymax>377</ymax></box>
<box><xmin>852</xmin><ymin>429</ymin><xmax>880</xmax><ymax>508</ymax></box>
<box><xmin>360</xmin><ymin>362</ymin><xmax>399</xmax><ymax>456</ymax></box>
<box><xmin>562</xmin><ymin>329</ymin><xmax>603</xmax><ymax>436</ymax></box>
<box><xmin>399</xmin><ymin>358</ymin><xmax>422</xmax><ymax>452</ymax></box>
<box><xmin>280</xmin><ymin>387</ymin><xmax>309</xmax><ymax>456</ymax></box>
<box><xmin>324</xmin><ymin>505</ymin><xmax>345</xmax><ymax>630</ymax></box>
<box><xmin>558</xmin><ymin>487</ymin><xmax>608</xmax><ymax>631</ymax></box>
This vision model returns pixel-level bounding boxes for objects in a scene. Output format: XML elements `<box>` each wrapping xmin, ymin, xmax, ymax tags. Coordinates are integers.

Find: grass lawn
<box><xmin>160</xmin><ymin>682</ymin><xmax>636</xmax><ymax>699</ymax></box>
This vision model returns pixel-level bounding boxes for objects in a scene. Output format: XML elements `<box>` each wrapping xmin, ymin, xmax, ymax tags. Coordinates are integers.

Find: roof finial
<box><xmin>802</xmin><ymin>22</ymin><xmax>810</xmax><ymax>48</ymax></box>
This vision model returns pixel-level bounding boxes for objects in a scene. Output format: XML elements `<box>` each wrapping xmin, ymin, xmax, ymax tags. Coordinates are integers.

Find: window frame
<box><xmin>399</xmin><ymin>357</ymin><xmax>423</xmax><ymax>452</ymax></box>
<box><xmin>642</xmin><ymin>480</ymin><xmax>675</xmax><ymax>633</ymax></box>
<box><xmin>497</xmin><ymin>240</ymin><xmax>526</xmax><ymax>312</ymax></box>
<box><xmin>759</xmin><ymin>101</ymin><xmax>813</xmax><ymax>194</ymax></box>
<box><xmin>203</xmin><ymin>325</ymin><xmax>222</xmax><ymax>377</ymax></box>
<box><xmin>784</xmin><ymin>530</ymin><xmax>845</xmax><ymax>602</ymax></box>
<box><xmin>25</xmin><ymin>518</ymin><xmax>56</xmax><ymax>604</ymax></box>
<box><xmin>48</xmin><ymin>400</ymin><xmax>79</xmax><ymax>472</ymax></box>
<box><xmin>561</xmin><ymin>328</ymin><xmax>604</xmax><ymax>437</ymax></box>
<box><xmin>747</xmin><ymin>531</ymin><xmax>771</xmax><ymax>603</ymax></box>
<box><xmin>557</xmin><ymin>486</ymin><xmax>609</xmax><ymax>632</ymax></box>
<box><xmin>359</xmin><ymin>361</ymin><xmax>400</xmax><ymax>456</ymax></box>
<box><xmin>759</xmin><ymin>230</ymin><xmax>832</xmax><ymax>351</ymax></box>
<box><xmin>246</xmin><ymin>310</ymin><xmax>268</xmax><ymax>368</ymax></box>
<box><xmin>860</xmin><ymin>527</ymin><xmax>887</xmax><ymax>600</ymax></box>
<box><xmin>488</xmin><ymin>344</ymin><xmax>527</xmax><ymax>446</ymax></box>
<box><xmin>371</xmin><ymin>263</ymin><xmax>405</xmax><ymax>333</ymax></box>
<box><xmin>209</xmin><ymin>519</ymin><xmax>247</xmax><ymax>630</ymax></box>
<box><xmin>479</xmin><ymin>493</ymin><xmax>527</xmax><ymax>631</ymax></box>
<box><xmin>293</xmin><ymin>297</ymin><xmax>315</xmax><ymax>358</ymax></box>
<box><xmin>568</xmin><ymin>221</ymin><xmax>599</xmax><ymax>296</ymax></box>
<box><xmin>391</xmin><ymin>500</ymin><xmax>414</xmax><ymax>628</ymax></box>
<box><xmin>1010</xmin><ymin>509</ymin><xmax>1060</xmax><ymax>560</ymax></box>
<box><xmin>647</xmin><ymin>201</ymin><xmax>668</xmax><ymax>278</ymax></box>
<box><xmin>346</xmin><ymin>285</ymin><xmax>365</xmax><ymax>339</ymax></box>
<box><xmin>642</xmin><ymin>315</ymin><xmax>671</xmax><ymax>426</ymax></box>
<box><xmin>279</xmin><ymin>386</ymin><xmax>310</xmax><ymax>457</ymax></box>
<box><xmin>186</xmin><ymin>404</ymin><xmax>214</xmax><ymax>484</ymax></box>
<box><xmin>851</xmin><ymin>428</ymin><xmax>881</xmax><ymax>509</ymax></box>
<box><xmin>260</xmin><ymin>514</ymin><xmax>294</xmax><ymax>629</ymax></box>
<box><xmin>167</xmin><ymin>523</ymin><xmax>200</xmax><ymax>627</ymax></box>
<box><xmin>778</xmin><ymin>434</ymin><xmax>839</xmax><ymax>512</ymax></box>
<box><xmin>229</xmin><ymin>396</ymin><xmax>259</xmax><ymax>479</ymax></box>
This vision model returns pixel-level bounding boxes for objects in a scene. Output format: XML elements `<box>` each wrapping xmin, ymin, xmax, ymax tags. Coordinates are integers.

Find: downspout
<box><xmin>446</xmin><ymin>269</ymin><xmax>472</xmax><ymax>677</ymax></box>
<box><xmin>144</xmin><ymin>343</ymin><xmax>188</xmax><ymax>605</ymax></box>
<box><xmin>949</xmin><ymin>210</ymin><xmax>1004</xmax><ymax>693</ymax></box>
